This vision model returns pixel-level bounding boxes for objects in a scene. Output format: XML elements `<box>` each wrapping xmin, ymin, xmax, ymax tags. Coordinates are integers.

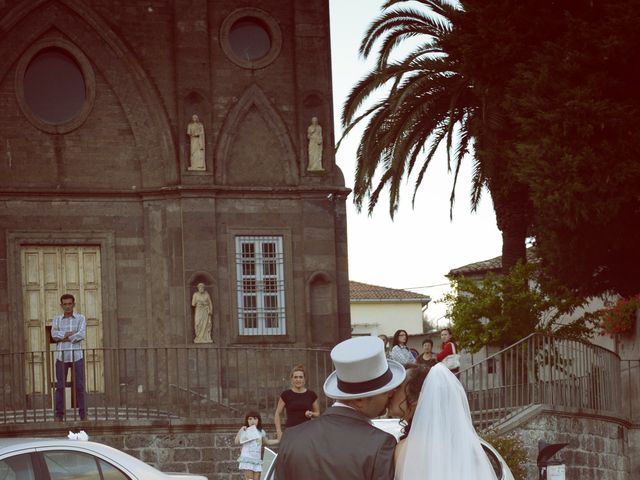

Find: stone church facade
<box><xmin>0</xmin><ymin>0</ymin><xmax>350</xmax><ymax>368</ymax></box>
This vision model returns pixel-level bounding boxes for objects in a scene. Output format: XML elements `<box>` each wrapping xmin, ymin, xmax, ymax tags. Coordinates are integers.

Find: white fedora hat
<box><xmin>323</xmin><ymin>336</ymin><xmax>406</xmax><ymax>400</ymax></box>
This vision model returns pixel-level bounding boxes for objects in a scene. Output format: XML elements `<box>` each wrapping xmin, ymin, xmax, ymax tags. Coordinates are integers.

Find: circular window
<box><xmin>16</xmin><ymin>39</ymin><xmax>95</xmax><ymax>134</ymax></box>
<box><xmin>24</xmin><ymin>48</ymin><xmax>86</xmax><ymax>124</ymax></box>
<box><xmin>220</xmin><ymin>8</ymin><xmax>282</xmax><ymax>69</ymax></box>
<box><xmin>229</xmin><ymin>18</ymin><xmax>271</xmax><ymax>61</ymax></box>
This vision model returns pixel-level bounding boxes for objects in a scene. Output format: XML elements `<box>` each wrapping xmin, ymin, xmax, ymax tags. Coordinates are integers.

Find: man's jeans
<box><xmin>55</xmin><ymin>358</ymin><xmax>86</xmax><ymax>418</ymax></box>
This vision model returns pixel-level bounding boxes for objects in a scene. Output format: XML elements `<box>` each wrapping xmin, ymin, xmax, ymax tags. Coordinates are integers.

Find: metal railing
<box><xmin>3</xmin><ymin>337</ymin><xmax>635</xmax><ymax>429</ymax></box>
<box><xmin>458</xmin><ymin>333</ymin><xmax>626</xmax><ymax>431</ymax></box>
<box><xmin>620</xmin><ymin>359</ymin><xmax>640</xmax><ymax>426</ymax></box>
<box><xmin>0</xmin><ymin>346</ymin><xmax>332</xmax><ymax>424</ymax></box>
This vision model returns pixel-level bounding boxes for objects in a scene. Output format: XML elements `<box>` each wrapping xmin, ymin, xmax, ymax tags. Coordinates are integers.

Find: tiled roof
<box><xmin>447</xmin><ymin>249</ymin><xmax>537</xmax><ymax>277</ymax></box>
<box><xmin>349</xmin><ymin>281</ymin><xmax>431</xmax><ymax>304</ymax></box>
<box><xmin>447</xmin><ymin>254</ymin><xmax>503</xmax><ymax>277</ymax></box>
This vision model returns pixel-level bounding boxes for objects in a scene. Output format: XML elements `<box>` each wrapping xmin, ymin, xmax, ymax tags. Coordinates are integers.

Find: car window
<box><xmin>261</xmin><ymin>448</ymin><xmax>277</xmax><ymax>480</ymax></box>
<box><xmin>0</xmin><ymin>453</ymin><xmax>36</xmax><ymax>480</ymax></box>
<box><xmin>481</xmin><ymin>444</ymin><xmax>503</xmax><ymax>479</ymax></box>
<box><xmin>97</xmin><ymin>459</ymin><xmax>130</xmax><ymax>480</ymax></box>
<box><xmin>43</xmin><ymin>451</ymin><xmax>100</xmax><ymax>480</ymax></box>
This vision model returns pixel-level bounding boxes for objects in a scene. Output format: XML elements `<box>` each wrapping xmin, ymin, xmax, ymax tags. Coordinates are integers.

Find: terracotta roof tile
<box><xmin>349</xmin><ymin>281</ymin><xmax>430</xmax><ymax>304</ymax></box>
<box><xmin>447</xmin><ymin>249</ymin><xmax>537</xmax><ymax>277</ymax></box>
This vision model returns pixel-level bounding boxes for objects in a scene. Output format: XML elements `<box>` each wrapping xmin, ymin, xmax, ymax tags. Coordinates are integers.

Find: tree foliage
<box><xmin>481</xmin><ymin>431</ymin><xmax>528</xmax><ymax>480</ymax></box>
<box><xmin>340</xmin><ymin>0</ymin><xmax>480</xmax><ymax>219</ymax></box>
<box><xmin>347</xmin><ymin>0</ymin><xmax>640</xmax><ymax>300</ymax></box>
<box><xmin>340</xmin><ymin>0</ymin><xmax>534</xmax><ymax>270</ymax></box>
<box><xmin>503</xmin><ymin>0</ymin><xmax>640</xmax><ymax>297</ymax></box>
<box><xmin>441</xmin><ymin>262</ymin><xmax>599</xmax><ymax>353</ymax></box>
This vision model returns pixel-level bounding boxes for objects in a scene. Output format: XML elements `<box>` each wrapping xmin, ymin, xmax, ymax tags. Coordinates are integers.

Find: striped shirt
<box><xmin>51</xmin><ymin>312</ymin><xmax>86</xmax><ymax>362</ymax></box>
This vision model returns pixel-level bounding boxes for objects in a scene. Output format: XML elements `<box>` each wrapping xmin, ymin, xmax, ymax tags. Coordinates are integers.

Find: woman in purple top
<box><xmin>274</xmin><ymin>364</ymin><xmax>320</xmax><ymax>439</ymax></box>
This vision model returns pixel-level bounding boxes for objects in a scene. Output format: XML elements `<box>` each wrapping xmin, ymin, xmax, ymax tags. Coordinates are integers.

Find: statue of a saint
<box><xmin>307</xmin><ymin>116</ymin><xmax>324</xmax><ymax>171</ymax></box>
<box><xmin>187</xmin><ymin>114</ymin><xmax>206</xmax><ymax>171</ymax></box>
<box><xmin>192</xmin><ymin>283</ymin><xmax>213</xmax><ymax>343</ymax></box>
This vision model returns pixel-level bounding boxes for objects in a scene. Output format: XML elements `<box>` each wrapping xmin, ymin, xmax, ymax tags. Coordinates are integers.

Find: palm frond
<box><xmin>361</xmin><ymin>3</ymin><xmax>455</xmax><ymax>62</ymax></box>
<box><xmin>341</xmin><ymin>64</ymin><xmax>405</xmax><ymax>127</ymax></box>
<box><xmin>346</xmin><ymin>0</ymin><xmax>489</xmax><ymax>222</ymax></box>
<box><xmin>411</xmin><ymin>123</ymin><xmax>449</xmax><ymax>206</ymax></box>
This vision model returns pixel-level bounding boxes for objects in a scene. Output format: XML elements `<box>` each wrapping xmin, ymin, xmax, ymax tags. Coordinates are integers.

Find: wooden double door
<box><xmin>21</xmin><ymin>246</ymin><xmax>104</xmax><ymax>402</ymax></box>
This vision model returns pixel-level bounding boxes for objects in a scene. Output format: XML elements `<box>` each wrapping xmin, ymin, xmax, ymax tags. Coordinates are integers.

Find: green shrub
<box><xmin>481</xmin><ymin>431</ymin><xmax>528</xmax><ymax>480</ymax></box>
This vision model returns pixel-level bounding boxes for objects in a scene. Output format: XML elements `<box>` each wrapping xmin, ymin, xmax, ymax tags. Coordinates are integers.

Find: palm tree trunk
<box><xmin>499</xmin><ymin>209</ymin><xmax>528</xmax><ymax>272</ymax></box>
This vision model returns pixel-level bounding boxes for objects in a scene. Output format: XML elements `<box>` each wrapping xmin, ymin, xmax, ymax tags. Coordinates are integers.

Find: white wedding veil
<box><xmin>399</xmin><ymin>363</ymin><xmax>497</xmax><ymax>479</ymax></box>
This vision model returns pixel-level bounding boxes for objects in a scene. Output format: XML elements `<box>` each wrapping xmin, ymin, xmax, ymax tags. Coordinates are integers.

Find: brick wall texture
<box><xmin>516</xmin><ymin>412</ymin><xmax>631</xmax><ymax>480</ymax></box>
<box><xmin>0</xmin><ymin>0</ymin><xmax>351</xmax><ymax>352</ymax></box>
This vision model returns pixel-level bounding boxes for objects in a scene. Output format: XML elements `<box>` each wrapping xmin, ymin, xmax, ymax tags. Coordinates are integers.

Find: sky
<box><xmin>328</xmin><ymin>0</ymin><xmax>503</xmax><ymax>325</ymax></box>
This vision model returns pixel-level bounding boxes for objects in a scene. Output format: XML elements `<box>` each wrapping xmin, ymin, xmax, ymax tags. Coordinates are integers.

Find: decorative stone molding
<box><xmin>216</xmin><ymin>84</ymin><xmax>297</xmax><ymax>185</ymax></box>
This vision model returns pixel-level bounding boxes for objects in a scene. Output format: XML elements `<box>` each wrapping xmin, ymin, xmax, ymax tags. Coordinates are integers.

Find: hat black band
<box><xmin>337</xmin><ymin>368</ymin><xmax>392</xmax><ymax>394</ymax></box>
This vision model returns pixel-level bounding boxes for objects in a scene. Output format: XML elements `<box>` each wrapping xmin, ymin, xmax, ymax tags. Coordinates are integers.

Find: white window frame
<box><xmin>235</xmin><ymin>236</ymin><xmax>287</xmax><ymax>335</ymax></box>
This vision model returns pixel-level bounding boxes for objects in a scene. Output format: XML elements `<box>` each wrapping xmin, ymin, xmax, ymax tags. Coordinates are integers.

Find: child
<box><xmin>235</xmin><ymin>410</ymin><xmax>279</xmax><ymax>480</ymax></box>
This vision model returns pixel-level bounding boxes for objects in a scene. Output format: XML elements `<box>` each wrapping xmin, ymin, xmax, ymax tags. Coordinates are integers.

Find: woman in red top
<box><xmin>436</xmin><ymin>328</ymin><xmax>459</xmax><ymax>374</ymax></box>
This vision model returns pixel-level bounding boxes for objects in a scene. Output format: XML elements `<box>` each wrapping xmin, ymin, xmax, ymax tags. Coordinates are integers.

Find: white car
<box><xmin>0</xmin><ymin>438</ymin><xmax>207</xmax><ymax>480</ymax></box>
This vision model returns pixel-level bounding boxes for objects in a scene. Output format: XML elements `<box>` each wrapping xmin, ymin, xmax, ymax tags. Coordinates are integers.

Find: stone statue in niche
<box><xmin>192</xmin><ymin>283</ymin><xmax>213</xmax><ymax>343</ymax></box>
<box><xmin>307</xmin><ymin>116</ymin><xmax>324</xmax><ymax>172</ymax></box>
<box><xmin>187</xmin><ymin>114</ymin><xmax>206</xmax><ymax>171</ymax></box>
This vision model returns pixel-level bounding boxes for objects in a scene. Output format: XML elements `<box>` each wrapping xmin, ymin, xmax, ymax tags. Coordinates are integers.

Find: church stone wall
<box><xmin>0</xmin><ymin>0</ymin><xmax>350</xmax><ymax>354</ymax></box>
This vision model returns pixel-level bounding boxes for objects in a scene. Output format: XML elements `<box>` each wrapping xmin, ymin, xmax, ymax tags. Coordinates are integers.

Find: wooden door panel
<box><xmin>63</xmin><ymin>250</ymin><xmax>80</xmax><ymax>289</ymax></box>
<box><xmin>82</xmin><ymin>251</ymin><xmax>100</xmax><ymax>286</ymax></box>
<box><xmin>44</xmin><ymin>290</ymin><xmax>60</xmax><ymax>322</ymax></box>
<box><xmin>24</xmin><ymin>252</ymin><xmax>42</xmax><ymax>287</ymax></box>
<box><xmin>43</xmin><ymin>251</ymin><xmax>60</xmax><ymax>286</ymax></box>
<box><xmin>21</xmin><ymin>246</ymin><xmax>104</xmax><ymax>397</ymax></box>
<box><xmin>25</xmin><ymin>290</ymin><xmax>41</xmax><ymax>321</ymax></box>
<box><xmin>84</xmin><ymin>290</ymin><xmax>100</xmax><ymax>321</ymax></box>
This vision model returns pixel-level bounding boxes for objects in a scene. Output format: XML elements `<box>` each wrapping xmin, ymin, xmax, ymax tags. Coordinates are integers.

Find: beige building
<box><xmin>349</xmin><ymin>281</ymin><xmax>430</xmax><ymax>338</ymax></box>
<box><xmin>448</xmin><ymin>251</ymin><xmax>616</xmax><ymax>352</ymax></box>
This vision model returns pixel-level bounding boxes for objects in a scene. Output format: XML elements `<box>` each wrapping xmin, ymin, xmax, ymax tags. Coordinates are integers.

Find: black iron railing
<box><xmin>0</xmin><ymin>346</ymin><xmax>332</xmax><ymax>424</ymax></box>
<box><xmin>3</xmin><ymin>337</ymin><xmax>636</xmax><ymax>429</ymax></box>
<box><xmin>458</xmin><ymin>333</ymin><xmax>627</xmax><ymax>431</ymax></box>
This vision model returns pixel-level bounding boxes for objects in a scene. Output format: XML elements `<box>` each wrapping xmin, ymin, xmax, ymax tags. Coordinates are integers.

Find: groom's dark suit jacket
<box><xmin>274</xmin><ymin>405</ymin><xmax>396</xmax><ymax>480</ymax></box>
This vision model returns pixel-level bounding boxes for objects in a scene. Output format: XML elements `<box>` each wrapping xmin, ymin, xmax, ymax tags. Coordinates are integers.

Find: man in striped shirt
<box><xmin>51</xmin><ymin>293</ymin><xmax>87</xmax><ymax>421</ymax></box>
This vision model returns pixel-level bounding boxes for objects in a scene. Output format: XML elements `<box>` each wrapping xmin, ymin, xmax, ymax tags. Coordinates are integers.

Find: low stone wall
<box><xmin>499</xmin><ymin>406</ymin><xmax>630</xmax><ymax>480</ymax></box>
<box><xmin>1</xmin><ymin>418</ymin><xmax>258</xmax><ymax>480</ymax></box>
<box><xmin>3</xmin><ymin>408</ymin><xmax>635</xmax><ymax>479</ymax></box>
<box><xmin>627</xmin><ymin>427</ymin><xmax>640</xmax><ymax>479</ymax></box>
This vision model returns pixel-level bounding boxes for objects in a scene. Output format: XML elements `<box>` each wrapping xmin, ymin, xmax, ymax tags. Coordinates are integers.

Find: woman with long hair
<box><xmin>390</xmin><ymin>329</ymin><xmax>414</xmax><ymax>365</ymax></box>
<box><xmin>436</xmin><ymin>327</ymin><xmax>459</xmax><ymax>373</ymax></box>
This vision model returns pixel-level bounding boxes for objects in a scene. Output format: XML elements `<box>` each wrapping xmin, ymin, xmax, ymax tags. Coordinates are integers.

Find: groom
<box><xmin>275</xmin><ymin>336</ymin><xmax>406</xmax><ymax>479</ymax></box>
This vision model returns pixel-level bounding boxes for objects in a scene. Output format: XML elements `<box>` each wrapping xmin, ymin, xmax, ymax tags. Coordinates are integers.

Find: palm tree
<box><xmin>340</xmin><ymin>0</ymin><xmax>532</xmax><ymax>270</ymax></box>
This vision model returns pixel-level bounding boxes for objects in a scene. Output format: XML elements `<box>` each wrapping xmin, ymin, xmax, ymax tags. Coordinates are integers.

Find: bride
<box><xmin>388</xmin><ymin>362</ymin><xmax>497</xmax><ymax>479</ymax></box>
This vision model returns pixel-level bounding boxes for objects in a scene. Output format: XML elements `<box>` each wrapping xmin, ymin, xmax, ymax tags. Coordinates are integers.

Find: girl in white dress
<box><xmin>234</xmin><ymin>410</ymin><xmax>279</xmax><ymax>480</ymax></box>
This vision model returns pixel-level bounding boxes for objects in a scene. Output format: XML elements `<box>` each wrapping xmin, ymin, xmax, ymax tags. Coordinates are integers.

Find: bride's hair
<box><xmin>399</xmin><ymin>363</ymin><xmax>432</xmax><ymax>439</ymax></box>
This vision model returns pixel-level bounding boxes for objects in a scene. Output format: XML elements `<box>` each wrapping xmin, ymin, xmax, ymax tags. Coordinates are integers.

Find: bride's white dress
<box><xmin>395</xmin><ymin>363</ymin><xmax>497</xmax><ymax>479</ymax></box>
<box><xmin>394</xmin><ymin>440</ymin><xmax>408</xmax><ymax>479</ymax></box>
